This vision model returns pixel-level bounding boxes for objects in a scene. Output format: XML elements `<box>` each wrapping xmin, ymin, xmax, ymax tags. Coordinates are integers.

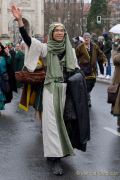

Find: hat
<box><xmin>79</xmin><ymin>36</ymin><xmax>84</xmax><ymax>42</ymax></box>
<box><xmin>0</xmin><ymin>40</ymin><xmax>11</xmax><ymax>47</ymax></box>
<box><xmin>72</xmin><ymin>36</ymin><xmax>84</xmax><ymax>43</ymax></box>
<box><xmin>103</xmin><ymin>32</ymin><xmax>108</xmax><ymax>37</ymax></box>
<box><xmin>72</xmin><ymin>36</ymin><xmax>79</xmax><ymax>43</ymax></box>
<box><xmin>98</xmin><ymin>36</ymin><xmax>104</xmax><ymax>42</ymax></box>
<box><xmin>83</xmin><ymin>32</ymin><xmax>91</xmax><ymax>38</ymax></box>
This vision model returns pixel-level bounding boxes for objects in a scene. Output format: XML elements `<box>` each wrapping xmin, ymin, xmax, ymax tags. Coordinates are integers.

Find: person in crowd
<box><xmin>14</xmin><ymin>43</ymin><xmax>24</xmax><ymax>88</ymax></box>
<box><xmin>75</xmin><ymin>32</ymin><xmax>107</xmax><ymax>107</ymax></box>
<box><xmin>91</xmin><ymin>34</ymin><xmax>105</xmax><ymax>78</ymax></box>
<box><xmin>97</xmin><ymin>36</ymin><xmax>105</xmax><ymax>78</ymax></box>
<box><xmin>113</xmin><ymin>36</ymin><xmax>119</xmax><ymax>48</ymax></box>
<box><xmin>43</xmin><ymin>34</ymin><xmax>48</xmax><ymax>43</ymax></box>
<box><xmin>91</xmin><ymin>33</ymin><xmax>98</xmax><ymax>44</ymax></box>
<box><xmin>111</xmin><ymin>45</ymin><xmax>120</xmax><ymax>130</ymax></box>
<box><xmin>103</xmin><ymin>32</ymin><xmax>112</xmax><ymax>79</ymax></box>
<box><xmin>7</xmin><ymin>42</ymin><xmax>16</xmax><ymax>68</ymax></box>
<box><xmin>14</xmin><ymin>43</ymin><xmax>24</xmax><ymax>72</ymax></box>
<box><xmin>11</xmin><ymin>4</ymin><xmax>90</xmax><ymax>176</ymax></box>
<box><xmin>0</xmin><ymin>42</ymin><xmax>17</xmax><ymax>115</ymax></box>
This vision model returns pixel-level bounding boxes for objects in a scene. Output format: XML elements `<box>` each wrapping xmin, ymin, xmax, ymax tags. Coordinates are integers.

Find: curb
<box><xmin>96</xmin><ymin>78</ymin><xmax>112</xmax><ymax>85</ymax></box>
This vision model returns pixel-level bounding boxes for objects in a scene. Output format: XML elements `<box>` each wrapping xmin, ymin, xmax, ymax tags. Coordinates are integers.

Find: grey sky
<box><xmin>84</xmin><ymin>0</ymin><xmax>91</xmax><ymax>3</ymax></box>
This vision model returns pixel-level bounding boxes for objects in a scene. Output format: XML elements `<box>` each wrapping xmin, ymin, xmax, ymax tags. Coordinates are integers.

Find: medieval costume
<box><xmin>18</xmin><ymin>23</ymin><xmax>90</xmax><ymax>175</ymax></box>
<box><xmin>12</xmin><ymin>4</ymin><xmax>92</xmax><ymax>175</ymax></box>
<box><xmin>16</xmin><ymin>28</ymin><xmax>45</xmax><ymax>113</ymax></box>
<box><xmin>42</xmin><ymin>23</ymin><xmax>90</xmax><ymax>157</ymax></box>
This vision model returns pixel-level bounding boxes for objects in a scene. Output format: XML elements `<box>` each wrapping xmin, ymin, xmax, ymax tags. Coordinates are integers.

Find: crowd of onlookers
<box><xmin>0</xmin><ymin>30</ymin><xmax>119</xmax><ymax>115</ymax></box>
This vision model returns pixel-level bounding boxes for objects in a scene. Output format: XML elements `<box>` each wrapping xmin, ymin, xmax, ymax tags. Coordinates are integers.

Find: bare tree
<box><xmin>44</xmin><ymin>0</ymin><xmax>84</xmax><ymax>39</ymax></box>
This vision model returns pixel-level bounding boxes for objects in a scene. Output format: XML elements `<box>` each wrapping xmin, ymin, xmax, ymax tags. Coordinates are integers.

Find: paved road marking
<box><xmin>104</xmin><ymin>127</ymin><xmax>120</xmax><ymax>136</ymax></box>
<box><xmin>76</xmin><ymin>170</ymin><xmax>120</xmax><ymax>176</ymax></box>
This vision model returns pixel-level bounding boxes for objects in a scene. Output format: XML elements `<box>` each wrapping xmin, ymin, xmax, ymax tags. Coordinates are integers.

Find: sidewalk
<box><xmin>96</xmin><ymin>63</ymin><xmax>114</xmax><ymax>85</ymax></box>
<box><xmin>96</xmin><ymin>76</ymin><xmax>112</xmax><ymax>84</ymax></box>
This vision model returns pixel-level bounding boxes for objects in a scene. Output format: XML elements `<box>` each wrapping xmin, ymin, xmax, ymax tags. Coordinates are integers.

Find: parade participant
<box><xmin>111</xmin><ymin>46</ymin><xmax>120</xmax><ymax>129</ymax></box>
<box><xmin>11</xmin><ymin>4</ymin><xmax>90</xmax><ymax>176</ymax></box>
<box><xmin>0</xmin><ymin>42</ymin><xmax>17</xmax><ymax>115</ymax></box>
<box><xmin>75</xmin><ymin>32</ymin><xmax>107</xmax><ymax>107</ymax></box>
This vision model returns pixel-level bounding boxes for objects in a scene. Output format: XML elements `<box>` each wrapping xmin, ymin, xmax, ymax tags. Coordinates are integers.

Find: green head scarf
<box><xmin>45</xmin><ymin>22</ymin><xmax>76</xmax><ymax>84</ymax></box>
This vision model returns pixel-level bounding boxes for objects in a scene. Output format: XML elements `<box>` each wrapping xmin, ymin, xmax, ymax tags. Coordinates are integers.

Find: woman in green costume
<box><xmin>11</xmin><ymin>4</ymin><xmax>90</xmax><ymax>176</ymax></box>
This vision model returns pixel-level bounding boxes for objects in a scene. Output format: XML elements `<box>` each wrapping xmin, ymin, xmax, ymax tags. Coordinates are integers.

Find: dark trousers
<box><xmin>98</xmin><ymin>61</ymin><xmax>104</xmax><ymax>75</ymax></box>
<box><xmin>86</xmin><ymin>79</ymin><xmax>96</xmax><ymax>93</ymax></box>
<box><xmin>105</xmin><ymin>55</ymin><xmax>111</xmax><ymax>76</ymax></box>
<box><xmin>106</xmin><ymin>64</ymin><xmax>111</xmax><ymax>76</ymax></box>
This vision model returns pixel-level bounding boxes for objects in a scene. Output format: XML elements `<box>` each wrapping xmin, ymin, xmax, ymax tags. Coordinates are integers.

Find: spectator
<box><xmin>14</xmin><ymin>43</ymin><xmax>24</xmax><ymax>72</ymax></box>
<box><xmin>111</xmin><ymin>45</ymin><xmax>120</xmax><ymax>130</ymax></box>
<box><xmin>103</xmin><ymin>32</ymin><xmax>112</xmax><ymax>79</ymax></box>
<box><xmin>97</xmin><ymin>36</ymin><xmax>105</xmax><ymax>78</ymax></box>
<box><xmin>14</xmin><ymin>43</ymin><xmax>24</xmax><ymax>88</ymax></box>
<box><xmin>75</xmin><ymin>32</ymin><xmax>107</xmax><ymax>107</ymax></box>
<box><xmin>0</xmin><ymin>42</ymin><xmax>17</xmax><ymax>115</ymax></box>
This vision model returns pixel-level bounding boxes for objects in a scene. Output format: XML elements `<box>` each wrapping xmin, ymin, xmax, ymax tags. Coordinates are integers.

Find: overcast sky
<box><xmin>84</xmin><ymin>0</ymin><xmax>91</xmax><ymax>3</ymax></box>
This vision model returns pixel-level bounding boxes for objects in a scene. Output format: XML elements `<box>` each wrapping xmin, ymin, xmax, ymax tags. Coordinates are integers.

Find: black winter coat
<box><xmin>64</xmin><ymin>70</ymin><xmax>90</xmax><ymax>152</ymax></box>
<box><xmin>5</xmin><ymin>62</ymin><xmax>17</xmax><ymax>103</ymax></box>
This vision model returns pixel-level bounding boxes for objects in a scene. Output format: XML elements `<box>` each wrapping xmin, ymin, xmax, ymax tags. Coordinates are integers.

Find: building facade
<box><xmin>108</xmin><ymin>0</ymin><xmax>120</xmax><ymax>27</ymax></box>
<box><xmin>0</xmin><ymin>0</ymin><xmax>44</xmax><ymax>43</ymax></box>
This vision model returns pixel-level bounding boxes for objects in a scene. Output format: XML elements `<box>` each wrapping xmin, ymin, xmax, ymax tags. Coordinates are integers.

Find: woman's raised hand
<box><xmin>11</xmin><ymin>4</ymin><xmax>22</xmax><ymax>21</ymax></box>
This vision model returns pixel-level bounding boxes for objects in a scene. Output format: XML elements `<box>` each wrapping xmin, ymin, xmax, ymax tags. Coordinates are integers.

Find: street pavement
<box><xmin>96</xmin><ymin>63</ymin><xmax>114</xmax><ymax>84</ymax></box>
<box><xmin>97</xmin><ymin>76</ymin><xmax>112</xmax><ymax>85</ymax></box>
<box><xmin>0</xmin><ymin>69</ymin><xmax>120</xmax><ymax>180</ymax></box>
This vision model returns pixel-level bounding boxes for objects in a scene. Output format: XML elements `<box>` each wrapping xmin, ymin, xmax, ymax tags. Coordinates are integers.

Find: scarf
<box><xmin>44</xmin><ymin>23</ymin><xmax>76</xmax><ymax>85</ymax></box>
